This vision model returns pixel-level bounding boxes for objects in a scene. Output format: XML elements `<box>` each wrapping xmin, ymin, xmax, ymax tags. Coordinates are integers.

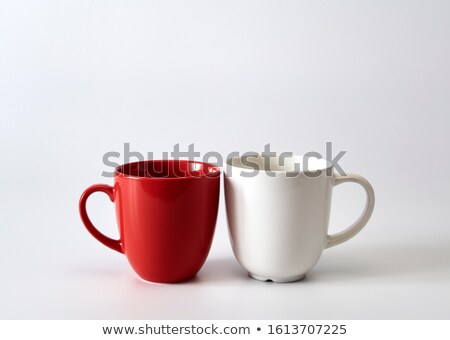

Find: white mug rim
<box><xmin>225</xmin><ymin>154</ymin><xmax>333</xmax><ymax>175</ymax></box>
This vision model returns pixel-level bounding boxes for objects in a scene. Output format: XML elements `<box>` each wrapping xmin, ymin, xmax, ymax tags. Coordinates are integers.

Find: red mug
<box><xmin>79</xmin><ymin>160</ymin><xmax>220</xmax><ymax>283</ymax></box>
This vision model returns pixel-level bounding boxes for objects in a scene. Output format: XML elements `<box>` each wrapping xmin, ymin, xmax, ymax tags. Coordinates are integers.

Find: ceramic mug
<box><xmin>79</xmin><ymin>160</ymin><xmax>220</xmax><ymax>283</ymax></box>
<box><xmin>224</xmin><ymin>154</ymin><xmax>375</xmax><ymax>282</ymax></box>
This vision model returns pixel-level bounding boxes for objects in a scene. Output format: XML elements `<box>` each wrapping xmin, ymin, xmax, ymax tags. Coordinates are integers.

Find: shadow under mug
<box><xmin>79</xmin><ymin>160</ymin><xmax>220</xmax><ymax>283</ymax></box>
<box><xmin>224</xmin><ymin>155</ymin><xmax>375</xmax><ymax>283</ymax></box>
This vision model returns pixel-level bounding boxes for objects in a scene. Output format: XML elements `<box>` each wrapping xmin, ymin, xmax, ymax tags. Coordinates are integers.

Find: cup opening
<box><xmin>227</xmin><ymin>154</ymin><xmax>332</xmax><ymax>173</ymax></box>
<box><xmin>116</xmin><ymin>160</ymin><xmax>220</xmax><ymax>179</ymax></box>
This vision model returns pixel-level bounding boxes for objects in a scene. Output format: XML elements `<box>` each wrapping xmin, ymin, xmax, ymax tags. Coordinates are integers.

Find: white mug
<box><xmin>224</xmin><ymin>154</ymin><xmax>375</xmax><ymax>282</ymax></box>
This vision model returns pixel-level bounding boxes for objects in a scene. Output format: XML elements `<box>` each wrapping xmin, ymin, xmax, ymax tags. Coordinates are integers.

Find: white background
<box><xmin>1</xmin><ymin>0</ymin><xmax>449</xmax><ymax>319</ymax></box>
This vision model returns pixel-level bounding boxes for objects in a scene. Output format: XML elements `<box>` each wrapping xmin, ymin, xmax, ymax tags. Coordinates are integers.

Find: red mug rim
<box><xmin>114</xmin><ymin>160</ymin><xmax>221</xmax><ymax>180</ymax></box>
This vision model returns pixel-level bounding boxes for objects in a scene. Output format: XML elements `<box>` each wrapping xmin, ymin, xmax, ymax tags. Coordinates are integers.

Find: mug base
<box><xmin>134</xmin><ymin>272</ymin><xmax>198</xmax><ymax>284</ymax></box>
<box><xmin>249</xmin><ymin>273</ymin><xmax>306</xmax><ymax>283</ymax></box>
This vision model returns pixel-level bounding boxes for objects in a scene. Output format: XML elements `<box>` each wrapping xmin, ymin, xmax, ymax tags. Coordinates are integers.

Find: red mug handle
<box><xmin>79</xmin><ymin>184</ymin><xmax>124</xmax><ymax>254</ymax></box>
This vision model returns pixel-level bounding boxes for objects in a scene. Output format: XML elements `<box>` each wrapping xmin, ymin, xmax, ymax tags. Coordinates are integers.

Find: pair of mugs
<box><xmin>79</xmin><ymin>155</ymin><xmax>375</xmax><ymax>283</ymax></box>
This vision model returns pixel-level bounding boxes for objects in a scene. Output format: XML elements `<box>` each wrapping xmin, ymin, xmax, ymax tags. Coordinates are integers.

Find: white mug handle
<box><xmin>326</xmin><ymin>173</ymin><xmax>375</xmax><ymax>249</ymax></box>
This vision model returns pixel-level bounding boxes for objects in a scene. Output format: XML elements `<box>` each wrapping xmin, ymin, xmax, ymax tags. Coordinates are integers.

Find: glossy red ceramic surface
<box><xmin>79</xmin><ymin>160</ymin><xmax>220</xmax><ymax>283</ymax></box>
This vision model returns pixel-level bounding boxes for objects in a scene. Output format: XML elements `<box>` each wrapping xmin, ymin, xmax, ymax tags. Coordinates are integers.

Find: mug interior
<box><xmin>227</xmin><ymin>154</ymin><xmax>332</xmax><ymax>173</ymax></box>
<box><xmin>116</xmin><ymin>160</ymin><xmax>220</xmax><ymax>179</ymax></box>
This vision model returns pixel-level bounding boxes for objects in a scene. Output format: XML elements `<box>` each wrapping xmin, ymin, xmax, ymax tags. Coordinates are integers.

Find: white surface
<box><xmin>1</xmin><ymin>0</ymin><xmax>450</xmax><ymax>319</ymax></box>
